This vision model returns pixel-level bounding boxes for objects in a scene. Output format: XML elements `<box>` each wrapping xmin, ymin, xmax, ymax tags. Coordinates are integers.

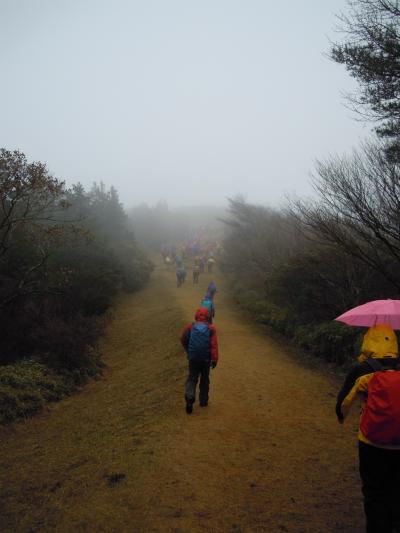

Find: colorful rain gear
<box><xmin>180</xmin><ymin>308</ymin><xmax>218</xmax><ymax>407</ymax></box>
<box><xmin>200</xmin><ymin>296</ymin><xmax>215</xmax><ymax>323</ymax></box>
<box><xmin>176</xmin><ymin>267</ymin><xmax>186</xmax><ymax>287</ymax></box>
<box><xmin>336</xmin><ymin>325</ymin><xmax>400</xmax><ymax>533</ymax></box>
<box><xmin>207</xmin><ymin>281</ymin><xmax>217</xmax><ymax>298</ymax></box>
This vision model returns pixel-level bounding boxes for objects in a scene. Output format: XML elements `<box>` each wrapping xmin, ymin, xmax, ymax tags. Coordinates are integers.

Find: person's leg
<box><xmin>185</xmin><ymin>361</ymin><xmax>200</xmax><ymax>405</ymax></box>
<box><xmin>198</xmin><ymin>363</ymin><xmax>210</xmax><ymax>406</ymax></box>
<box><xmin>359</xmin><ymin>441</ymin><xmax>392</xmax><ymax>533</ymax></box>
<box><xmin>388</xmin><ymin>449</ymin><xmax>400</xmax><ymax>531</ymax></box>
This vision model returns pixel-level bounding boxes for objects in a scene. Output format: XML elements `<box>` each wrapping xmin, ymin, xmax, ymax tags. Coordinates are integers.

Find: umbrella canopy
<box><xmin>335</xmin><ymin>299</ymin><xmax>400</xmax><ymax>330</ymax></box>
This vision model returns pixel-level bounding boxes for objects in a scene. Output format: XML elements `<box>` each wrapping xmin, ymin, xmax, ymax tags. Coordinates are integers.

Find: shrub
<box><xmin>0</xmin><ymin>361</ymin><xmax>69</xmax><ymax>424</ymax></box>
<box><xmin>33</xmin><ymin>314</ymin><xmax>105</xmax><ymax>384</ymax></box>
<box><xmin>293</xmin><ymin>322</ymin><xmax>362</xmax><ymax>365</ymax></box>
<box><xmin>229</xmin><ymin>275</ymin><xmax>363</xmax><ymax>366</ymax></box>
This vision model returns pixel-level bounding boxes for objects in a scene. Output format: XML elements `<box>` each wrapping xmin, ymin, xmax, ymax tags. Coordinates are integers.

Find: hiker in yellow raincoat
<box><xmin>336</xmin><ymin>324</ymin><xmax>400</xmax><ymax>533</ymax></box>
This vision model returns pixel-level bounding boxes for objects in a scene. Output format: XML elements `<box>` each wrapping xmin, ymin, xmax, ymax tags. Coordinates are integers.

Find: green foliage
<box><xmin>330</xmin><ymin>0</ymin><xmax>400</xmax><ymax>159</ymax></box>
<box><xmin>230</xmin><ymin>281</ymin><xmax>292</xmax><ymax>335</ymax></box>
<box><xmin>33</xmin><ymin>314</ymin><xmax>105</xmax><ymax>380</ymax></box>
<box><xmin>65</xmin><ymin>183</ymin><xmax>154</xmax><ymax>295</ymax></box>
<box><xmin>0</xmin><ymin>361</ymin><xmax>68</xmax><ymax>424</ymax></box>
<box><xmin>293</xmin><ymin>322</ymin><xmax>362</xmax><ymax>366</ymax></box>
<box><xmin>230</xmin><ymin>278</ymin><xmax>362</xmax><ymax>366</ymax></box>
<box><xmin>112</xmin><ymin>244</ymin><xmax>154</xmax><ymax>292</ymax></box>
<box><xmin>266</xmin><ymin>247</ymin><xmax>397</xmax><ymax>324</ymax></box>
<box><xmin>49</xmin><ymin>244</ymin><xmax>122</xmax><ymax>315</ymax></box>
<box><xmin>0</xmin><ymin>151</ymin><xmax>153</xmax><ymax>423</ymax></box>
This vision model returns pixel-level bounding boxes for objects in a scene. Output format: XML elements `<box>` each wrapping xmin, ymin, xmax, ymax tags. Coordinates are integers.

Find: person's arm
<box><xmin>335</xmin><ymin>363</ymin><xmax>368</xmax><ymax>422</ymax></box>
<box><xmin>180</xmin><ymin>323</ymin><xmax>192</xmax><ymax>352</ymax></box>
<box><xmin>209</xmin><ymin>325</ymin><xmax>218</xmax><ymax>363</ymax></box>
<box><xmin>340</xmin><ymin>373</ymin><xmax>372</xmax><ymax>420</ymax></box>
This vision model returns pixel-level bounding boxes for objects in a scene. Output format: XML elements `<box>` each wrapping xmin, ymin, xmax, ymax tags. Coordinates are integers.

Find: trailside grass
<box><xmin>0</xmin><ymin>265</ymin><xmax>187</xmax><ymax>532</ymax></box>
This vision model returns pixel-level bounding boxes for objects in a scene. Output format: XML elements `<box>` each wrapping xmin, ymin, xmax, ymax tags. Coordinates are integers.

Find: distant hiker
<box><xmin>200</xmin><ymin>292</ymin><xmax>215</xmax><ymax>323</ymax></box>
<box><xmin>180</xmin><ymin>307</ymin><xmax>219</xmax><ymax>414</ymax></box>
<box><xmin>207</xmin><ymin>257</ymin><xmax>215</xmax><ymax>273</ymax></box>
<box><xmin>199</xmin><ymin>257</ymin><xmax>205</xmax><ymax>274</ymax></box>
<box><xmin>193</xmin><ymin>264</ymin><xmax>200</xmax><ymax>284</ymax></box>
<box><xmin>207</xmin><ymin>281</ymin><xmax>217</xmax><ymax>298</ymax></box>
<box><xmin>176</xmin><ymin>266</ymin><xmax>186</xmax><ymax>287</ymax></box>
<box><xmin>336</xmin><ymin>325</ymin><xmax>400</xmax><ymax>533</ymax></box>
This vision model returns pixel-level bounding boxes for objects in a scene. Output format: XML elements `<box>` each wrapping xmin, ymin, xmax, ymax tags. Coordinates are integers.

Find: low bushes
<box><xmin>34</xmin><ymin>313</ymin><xmax>106</xmax><ymax>384</ymax></box>
<box><xmin>293</xmin><ymin>322</ymin><xmax>361</xmax><ymax>366</ymax></box>
<box><xmin>0</xmin><ymin>313</ymin><xmax>106</xmax><ymax>424</ymax></box>
<box><xmin>230</xmin><ymin>279</ymin><xmax>362</xmax><ymax>366</ymax></box>
<box><xmin>0</xmin><ymin>361</ymin><xmax>68</xmax><ymax>424</ymax></box>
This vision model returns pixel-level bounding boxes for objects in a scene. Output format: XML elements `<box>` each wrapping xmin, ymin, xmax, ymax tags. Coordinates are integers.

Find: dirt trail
<box><xmin>0</xmin><ymin>263</ymin><xmax>364</xmax><ymax>532</ymax></box>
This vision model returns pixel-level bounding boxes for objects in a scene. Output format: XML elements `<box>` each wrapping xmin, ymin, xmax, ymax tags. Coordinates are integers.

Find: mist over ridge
<box><xmin>1</xmin><ymin>0</ymin><xmax>365</xmax><ymax>209</ymax></box>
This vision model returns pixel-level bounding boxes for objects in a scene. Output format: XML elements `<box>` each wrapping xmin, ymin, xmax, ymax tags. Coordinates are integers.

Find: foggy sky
<box><xmin>0</xmin><ymin>0</ymin><xmax>366</xmax><ymax>208</ymax></box>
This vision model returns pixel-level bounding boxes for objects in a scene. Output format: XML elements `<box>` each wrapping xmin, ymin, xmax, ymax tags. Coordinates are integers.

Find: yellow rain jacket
<box><xmin>336</xmin><ymin>325</ymin><xmax>400</xmax><ymax>449</ymax></box>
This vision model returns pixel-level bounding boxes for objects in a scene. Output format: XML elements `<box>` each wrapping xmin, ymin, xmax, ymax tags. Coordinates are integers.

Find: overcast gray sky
<box><xmin>0</xmin><ymin>0</ymin><xmax>366</xmax><ymax>208</ymax></box>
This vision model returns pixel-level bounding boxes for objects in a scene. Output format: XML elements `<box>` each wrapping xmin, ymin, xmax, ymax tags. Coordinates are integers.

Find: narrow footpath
<box><xmin>0</xmin><ymin>263</ymin><xmax>364</xmax><ymax>532</ymax></box>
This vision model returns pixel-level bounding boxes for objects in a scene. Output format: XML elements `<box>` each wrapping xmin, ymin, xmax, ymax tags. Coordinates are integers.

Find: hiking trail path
<box><xmin>0</xmin><ymin>262</ymin><xmax>364</xmax><ymax>532</ymax></box>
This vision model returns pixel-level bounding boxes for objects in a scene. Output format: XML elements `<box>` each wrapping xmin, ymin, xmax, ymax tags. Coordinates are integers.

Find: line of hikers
<box><xmin>161</xmin><ymin>241</ymin><xmax>218</xmax><ymax>288</ymax></box>
<box><xmin>176</xmin><ymin>257</ymin><xmax>215</xmax><ymax>288</ymax></box>
<box><xmin>180</xmin><ymin>281</ymin><xmax>218</xmax><ymax>414</ymax></box>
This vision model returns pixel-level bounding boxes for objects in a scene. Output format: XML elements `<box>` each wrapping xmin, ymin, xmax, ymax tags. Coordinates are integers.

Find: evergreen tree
<box><xmin>331</xmin><ymin>0</ymin><xmax>400</xmax><ymax>160</ymax></box>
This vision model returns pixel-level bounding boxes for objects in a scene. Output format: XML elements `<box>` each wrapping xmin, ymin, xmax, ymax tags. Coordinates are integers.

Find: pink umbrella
<box><xmin>335</xmin><ymin>299</ymin><xmax>400</xmax><ymax>330</ymax></box>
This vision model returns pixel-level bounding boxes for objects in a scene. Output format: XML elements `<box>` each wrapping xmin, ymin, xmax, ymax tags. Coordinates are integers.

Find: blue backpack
<box><xmin>188</xmin><ymin>322</ymin><xmax>211</xmax><ymax>362</ymax></box>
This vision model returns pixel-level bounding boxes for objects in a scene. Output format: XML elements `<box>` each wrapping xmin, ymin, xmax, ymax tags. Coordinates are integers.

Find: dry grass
<box><xmin>0</xmin><ymin>262</ymin><xmax>365</xmax><ymax>532</ymax></box>
<box><xmin>0</xmin><ymin>266</ymin><xmax>187</xmax><ymax>532</ymax></box>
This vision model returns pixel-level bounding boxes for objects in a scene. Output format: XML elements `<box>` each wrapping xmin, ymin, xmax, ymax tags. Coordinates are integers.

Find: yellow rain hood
<box><xmin>359</xmin><ymin>324</ymin><xmax>398</xmax><ymax>361</ymax></box>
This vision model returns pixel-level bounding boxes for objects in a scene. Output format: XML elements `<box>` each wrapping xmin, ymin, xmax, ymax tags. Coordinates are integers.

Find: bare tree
<box><xmin>222</xmin><ymin>196</ymin><xmax>303</xmax><ymax>286</ymax></box>
<box><xmin>290</xmin><ymin>141</ymin><xmax>400</xmax><ymax>291</ymax></box>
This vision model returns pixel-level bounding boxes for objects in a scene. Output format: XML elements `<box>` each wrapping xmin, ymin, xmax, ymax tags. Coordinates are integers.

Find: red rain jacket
<box><xmin>180</xmin><ymin>307</ymin><xmax>219</xmax><ymax>363</ymax></box>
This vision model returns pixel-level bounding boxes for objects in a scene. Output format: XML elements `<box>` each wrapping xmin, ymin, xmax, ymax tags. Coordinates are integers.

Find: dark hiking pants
<box><xmin>359</xmin><ymin>441</ymin><xmax>400</xmax><ymax>533</ymax></box>
<box><xmin>185</xmin><ymin>361</ymin><xmax>210</xmax><ymax>405</ymax></box>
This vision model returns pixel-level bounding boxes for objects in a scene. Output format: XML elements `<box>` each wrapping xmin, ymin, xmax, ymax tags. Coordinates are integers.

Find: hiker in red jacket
<box><xmin>180</xmin><ymin>307</ymin><xmax>218</xmax><ymax>414</ymax></box>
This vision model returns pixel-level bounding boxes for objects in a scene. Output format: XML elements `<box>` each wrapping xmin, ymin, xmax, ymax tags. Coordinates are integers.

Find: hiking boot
<box><xmin>186</xmin><ymin>401</ymin><xmax>193</xmax><ymax>414</ymax></box>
